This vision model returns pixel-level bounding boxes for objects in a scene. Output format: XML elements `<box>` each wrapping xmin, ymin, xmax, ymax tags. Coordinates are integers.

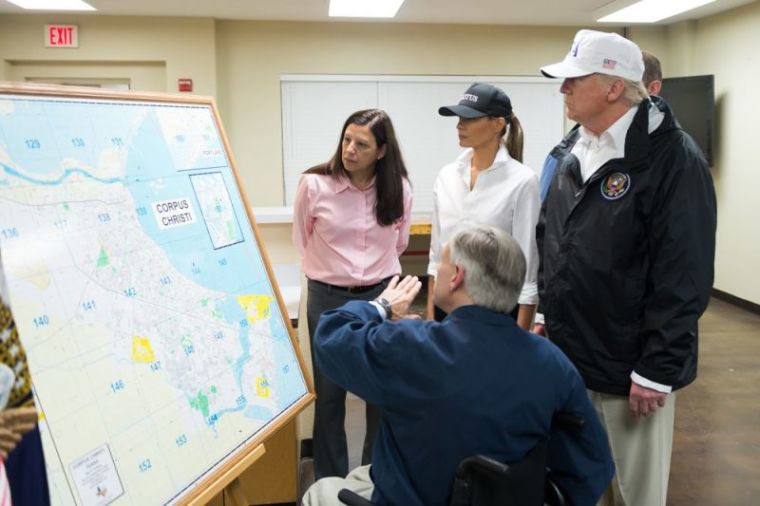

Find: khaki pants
<box><xmin>590</xmin><ymin>390</ymin><xmax>676</xmax><ymax>506</ymax></box>
<box><xmin>302</xmin><ymin>464</ymin><xmax>374</xmax><ymax>506</ymax></box>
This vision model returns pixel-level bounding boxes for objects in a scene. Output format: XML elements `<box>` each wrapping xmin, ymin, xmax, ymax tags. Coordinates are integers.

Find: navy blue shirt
<box><xmin>314</xmin><ymin>302</ymin><xmax>614</xmax><ymax>506</ymax></box>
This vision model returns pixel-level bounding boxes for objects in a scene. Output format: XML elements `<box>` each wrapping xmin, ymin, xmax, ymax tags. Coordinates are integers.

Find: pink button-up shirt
<box><xmin>293</xmin><ymin>173</ymin><xmax>412</xmax><ymax>287</ymax></box>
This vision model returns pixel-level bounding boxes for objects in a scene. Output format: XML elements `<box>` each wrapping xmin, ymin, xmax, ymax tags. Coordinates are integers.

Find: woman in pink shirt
<box><xmin>293</xmin><ymin>109</ymin><xmax>412</xmax><ymax>480</ymax></box>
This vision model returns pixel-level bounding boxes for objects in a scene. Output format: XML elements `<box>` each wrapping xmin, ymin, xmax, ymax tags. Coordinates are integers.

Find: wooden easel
<box><xmin>186</xmin><ymin>444</ymin><xmax>266</xmax><ymax>506</ymax></box>
<box><xmin>224</xmin><ymin>477</ymin><xmax>252</xmax><ymax>506</ymax></box>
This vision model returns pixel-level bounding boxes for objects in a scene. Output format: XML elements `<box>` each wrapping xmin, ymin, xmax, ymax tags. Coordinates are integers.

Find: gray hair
<box><xmin>596</xmin><ymin>73</ymin><xmax>649</xmax><ymax>106</ymax></box>
<box><xmin>448</xmin><ymin>225</ymin><xmax>526</xmax><ymax>314</ymax></box>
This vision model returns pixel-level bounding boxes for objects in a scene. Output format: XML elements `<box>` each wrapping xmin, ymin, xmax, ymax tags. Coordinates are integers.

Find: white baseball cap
<box><xmin>540</xmin><ymin>29</ymin><xmax>645</xmax><ymax>82</ymax></box>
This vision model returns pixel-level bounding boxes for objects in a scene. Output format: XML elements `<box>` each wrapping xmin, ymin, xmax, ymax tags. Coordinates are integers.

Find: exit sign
<box><xmin>45</xmin><ymin>25</ymin><xmax>79</xmax><ymax>48</ymax></box>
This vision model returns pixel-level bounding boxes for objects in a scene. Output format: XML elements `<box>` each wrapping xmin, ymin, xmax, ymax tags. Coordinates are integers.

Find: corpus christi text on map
<box><xmin>0</xmin><ymin>94</ymin><xmax>308</xmax><ymax>505</ymax></box>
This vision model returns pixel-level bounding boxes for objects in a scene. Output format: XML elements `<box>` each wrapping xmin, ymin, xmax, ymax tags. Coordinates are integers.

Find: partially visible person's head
<box><xmin>438</xmin><ymin>82</ymin><xmax>524</xmax><ymax>163</ymax></box>
<box><xmin>434</xmin><ymin>225</ymin><xmax>526</xmax><ymax>314</ymax></box>
<box><xmin>308</xmin><ymin>109</ymin><xmax>409</xmax><ymax>226</ymax></box>
<box><xmin>642</xmin><ymin>50</ymin><xmax>663</xmax><ymax>96</ymax></box>
<box><xmin>540</xmin><ymin>30</ymin><xmax>648</xmax><ymax>134</ymax></box>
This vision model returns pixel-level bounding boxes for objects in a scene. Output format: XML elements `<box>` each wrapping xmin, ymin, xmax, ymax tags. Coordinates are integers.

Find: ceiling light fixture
<box><xmin>329</xmin><ymin>0</ymin><xmax>405</xmax><ymax>18</ymax></box>
<box><xmin>597</xmin><ymin>0</ymin><xmax>716</xmax><ymax>23</ymax></box>
<box><xmin>6</xmin><ymin>0</ymin><xmax>95</xmax><ymax>11</ymax></box>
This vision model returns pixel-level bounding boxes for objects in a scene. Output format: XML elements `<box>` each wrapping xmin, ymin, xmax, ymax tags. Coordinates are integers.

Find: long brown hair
<box><xmin>305</xmin><ymin>109</ymin><xmax>409</xmax><ymax>226</ymax></box>
<box><xmin>500</xmin><ymin>113</ymin><xmax>524</xmax><ymax>163</ymax></box>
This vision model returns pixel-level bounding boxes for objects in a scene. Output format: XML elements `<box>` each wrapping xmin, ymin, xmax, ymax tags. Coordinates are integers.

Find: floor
<box><xmin>300</xmin><ymin>297</ymin><xmax>760</xmax><ymax>505</ymax></box>
<box><xmin>667</xmin><ymin>297</ymin><xmax>760</xmax><ymax>505</ymax></box>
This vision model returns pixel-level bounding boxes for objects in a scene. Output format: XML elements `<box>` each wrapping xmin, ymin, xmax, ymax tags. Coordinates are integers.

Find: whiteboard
<box><xmin>281</xmin><ymin>75</ymin><xmax>565</xmax><ymax>214</ymax></box>
<box><xmin>0</xmin><ymin>83</ymin><xmax>313</xmax><ymax>505</ymax></box>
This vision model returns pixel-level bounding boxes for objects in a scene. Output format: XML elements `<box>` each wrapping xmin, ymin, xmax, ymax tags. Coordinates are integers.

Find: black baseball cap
<box><xmin>438</xmin><ymin>82</ymin><xmax>512</xmax><ymax>119</ymax></box>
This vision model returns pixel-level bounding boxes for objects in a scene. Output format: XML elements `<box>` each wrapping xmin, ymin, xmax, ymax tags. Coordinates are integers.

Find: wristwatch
<box><xmin>375</xmin><ymin>297</ymin><xmax>393</xmax><ymax>319</ymax></box>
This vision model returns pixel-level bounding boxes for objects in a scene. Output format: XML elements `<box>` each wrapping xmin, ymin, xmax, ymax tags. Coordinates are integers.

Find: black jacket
<box><xmin>537</xmin><ymin>97</ymin><xmax>717</xmax><ymax>396</ymax></box>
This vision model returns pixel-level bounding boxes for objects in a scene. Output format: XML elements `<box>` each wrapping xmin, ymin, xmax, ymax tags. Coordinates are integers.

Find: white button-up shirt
<box><xmin>571</xmin><ymin>104</ymin><xmax>665</xmax><ymax>183</ymax></box>
<box><xmin>428</xmin><ymin>146</ymin><xmax>540</xmax><ymax>305</ymax></box>
<box><xmin>572</xmin><ymin>107</ymin><xmax>637</xmax><ymax>184</ymax></box>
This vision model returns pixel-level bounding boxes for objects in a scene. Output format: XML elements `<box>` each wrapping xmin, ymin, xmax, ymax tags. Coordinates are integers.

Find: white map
<box><xmin>0</xmin><ymin>93</ymin><xmax>309</xmax><ymax>505</ymax></box>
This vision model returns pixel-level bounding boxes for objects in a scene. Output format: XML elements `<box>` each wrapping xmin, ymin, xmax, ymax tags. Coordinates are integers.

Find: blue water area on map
<box><xmin>233</xmin><ymin>307</ymin><xmax>252</xmax><ymax>410</ymax></box>
<box><xmin>245</xmin><ymin>405</ymin><xmax>274</xmax><ymax>420</ymax></box>
<box><xmin>217</xmin><ymin>296</ymin><xmax>246</xmax><ymax>327</ymax></box>
<box><xmin>0</xmin><ymin>164</ymin><xmax>122</xmax><ymax>186</ymax></box>
<box><xmin>0</xmin><ymin>98</ymin><xmax>134</xmax><ymax>175</ymax></box>
<box><xmin>206</xmin><ymin>299</ymin><xmax>252</xmax><ymax>424</ymax></box>
<box><xmin>269</xmin><ymin>316</ymin><xmax>305</xmax><ymax>406</ymax></box>
<box><xmin>213</xmin><ymin>293</ymin><xmax>304</xmax><ymax>417</ymax></box>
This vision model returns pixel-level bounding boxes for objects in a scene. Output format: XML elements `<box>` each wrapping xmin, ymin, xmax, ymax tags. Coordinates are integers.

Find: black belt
<box><xmin>310</xmin><ymin>277</ymin><xmax>390</xmax><ymax>294</ymax></box>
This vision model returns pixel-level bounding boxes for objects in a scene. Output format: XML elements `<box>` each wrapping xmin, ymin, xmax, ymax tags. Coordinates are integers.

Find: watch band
<box><xmin>375</xmin><ymin>297</ymin><xmax>392</xmax><ymax>319</ymax></box>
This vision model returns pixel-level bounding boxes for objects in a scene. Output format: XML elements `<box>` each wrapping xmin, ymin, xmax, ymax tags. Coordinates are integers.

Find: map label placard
<box><xmin>70</xmin><ymin>444</ymin><xmax>124</xmax><ymax>506</ymax></box>
<box><xmin>152</xmin><ymin>197</ymin><xmax>197</xmax><ymax>230</ymax></box>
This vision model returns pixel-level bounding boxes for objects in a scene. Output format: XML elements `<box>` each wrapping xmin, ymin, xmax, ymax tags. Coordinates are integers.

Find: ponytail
<box><xmin>504</xmin><ymin>114</ymin><xmax>524</xmax><ymax>163</ymax></box>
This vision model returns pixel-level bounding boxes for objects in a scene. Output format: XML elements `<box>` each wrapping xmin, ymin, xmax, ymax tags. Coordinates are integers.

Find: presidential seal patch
<box><xmin>601</xmin><ymin>172</ymin><xmax>631</xmax><ymax>200</ymax></box>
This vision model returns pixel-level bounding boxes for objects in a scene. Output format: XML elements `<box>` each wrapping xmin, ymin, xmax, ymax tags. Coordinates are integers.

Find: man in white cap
<box><xmin>534</xmin><ymin>30</ymin><xmax>717</xmax><ymax>506</ymax></box>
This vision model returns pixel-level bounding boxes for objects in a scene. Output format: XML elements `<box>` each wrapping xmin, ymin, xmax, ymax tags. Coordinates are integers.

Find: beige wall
<box><xmin>627</xmin><ymin>26</ymin><xmax>670</xmax><ymax>75</ymax></box>
<box><xmin>1</xmin><ymin>11</ymin><xmax>759</xmax><ymax>304</ymax></box>
<box><xmin>664</xmin><ymin>2</ymin><xmax>760</xmax><ymax>304</ymax></box>
<box><xmin>214</xmin><ymin>21</ymin><xmax>595</xmax><ymax>206</ymax></box>
<box><xmin>0</xmin><ymin>14</ymin><xmax>216</xmax><ymax>95</ymax></box>
<box><xmin>635</xmin><ymin>11</ymin><xmax>760</xmax><ymax>304</ymax></box>
<box><xmin>8</xmin><ymin>61</ymin><xmax>166</xmax><ymax>91</ymax></box>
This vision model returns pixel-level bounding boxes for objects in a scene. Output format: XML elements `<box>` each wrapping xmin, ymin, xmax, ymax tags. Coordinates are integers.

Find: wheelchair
<box><xmin>338</xmin><ymin>413</ymin><xmax>583</xmax><ymax>506</ymax></box>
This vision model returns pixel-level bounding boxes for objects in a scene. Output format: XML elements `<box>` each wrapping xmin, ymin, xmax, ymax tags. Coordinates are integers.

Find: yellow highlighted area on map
<box><xmin>131</xmin><ymin>336</ymin><xmax>156</xmax><ymax>363</ymax></box>
<box><xmin>256</xmin><ymin>376</ymin><xmax>270</xmax><ymax>397</ymax></box>
<box><xmin>237</xmin><ymin>295</ymin><xmax>274</xmax><ymax>323</ymax></box>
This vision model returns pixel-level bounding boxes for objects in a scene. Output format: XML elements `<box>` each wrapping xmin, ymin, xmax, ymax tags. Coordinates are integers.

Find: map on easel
<box><xmin>0</xmin><ymin>84</ymin><xmax>313</xmax><ymax>505</ymax></box>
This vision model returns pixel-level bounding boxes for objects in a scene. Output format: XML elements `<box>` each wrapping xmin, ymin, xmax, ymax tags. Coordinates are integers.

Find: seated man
<box><xmin>302</xmin><ymin>225</ymin><xmax>614</xmax><ymax>506</ymax></box>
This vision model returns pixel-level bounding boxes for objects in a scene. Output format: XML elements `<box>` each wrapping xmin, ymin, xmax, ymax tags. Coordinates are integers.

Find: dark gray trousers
<box><xmin>307</xmin><ymin>279</ymin><xmax>388</xmax><ymax>480</ymax></box>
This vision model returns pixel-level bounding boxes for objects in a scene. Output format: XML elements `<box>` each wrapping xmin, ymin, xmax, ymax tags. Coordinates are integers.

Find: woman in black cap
<box><xmin>426</xmin><ymin>83</ymin><xmax>539</xmax><ymax>329</ymax></box>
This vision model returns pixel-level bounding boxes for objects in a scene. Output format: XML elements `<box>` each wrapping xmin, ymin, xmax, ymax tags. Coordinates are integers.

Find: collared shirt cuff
<box><xmin>631</xmin><ymin>371</ymin><xmax>672</xmax><ymax>393</ymax></box>
<box><xmin>517</xmin><ymin>282</ymin><xmax>539</xmax><ymax>306</ymax></box>
<box><xmin>368</xmin><ymin>300</ymin><xmax>387</xmax><ymax>319</ymax></box>
<box><xmin>534</xmin><ymin>312</ymin><xmax>545</xmax><ymax>325</ymax></box>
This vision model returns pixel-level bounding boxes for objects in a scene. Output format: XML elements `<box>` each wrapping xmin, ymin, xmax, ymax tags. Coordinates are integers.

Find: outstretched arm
<box><xmin>314</xmin><ymin>277</ymin><xmax>456</xmax><ymax>409</ymax></box>
<box><xmin>373</xmin><ymin>275</ymin><xmax>423</xmax><ymax>320</ymax></box>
